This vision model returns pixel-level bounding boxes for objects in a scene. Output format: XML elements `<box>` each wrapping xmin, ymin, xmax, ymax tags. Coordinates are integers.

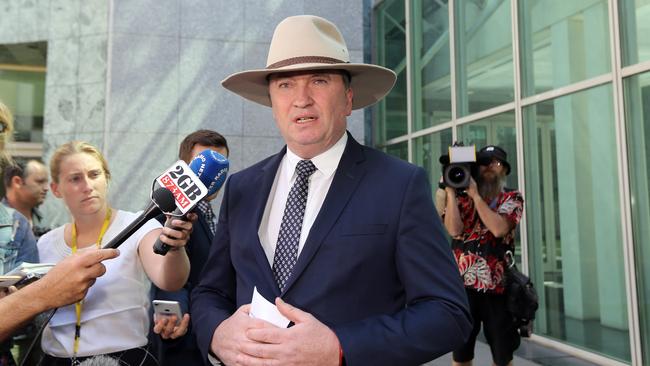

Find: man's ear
<box><xmin>10</xmin><ymin>175</ymin><xmax>23</xmax><ymax>188</ymax></box>
<box><xmin>345</xmin><ymin>88</ymin><xmax>353</xmax><ymax>116</ymax></box>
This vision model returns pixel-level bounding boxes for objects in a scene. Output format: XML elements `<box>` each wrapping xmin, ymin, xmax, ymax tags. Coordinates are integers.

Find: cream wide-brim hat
<box><xmin>221</xmin><ymin>15</ymin><xmax>397</xmax><ymax>110</ymax></box>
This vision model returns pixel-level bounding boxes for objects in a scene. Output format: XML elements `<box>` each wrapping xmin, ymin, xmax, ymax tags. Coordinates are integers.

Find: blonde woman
<box><xmin>0</xmin><ymin>133</ymin><xmax>115</xmax><ymax>346</ymax></box>
<box><xmin>0</xmin><ymin>102</ymin><xmax>119</xmax><ymax>348</ymax></box>
<box><xmin>38</xmin><ymin>141</ymin><xmax>194</xmax><ymax>366</ymax></box>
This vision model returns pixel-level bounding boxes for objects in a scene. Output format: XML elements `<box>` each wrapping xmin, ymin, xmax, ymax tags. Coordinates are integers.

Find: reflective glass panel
<box><xmin>523</xmin><ymin>84</ymin><xmax>630</xmax><ymax>362</ymax></box>
<box><xmin>457</xmin><ymin>111</ymin><xmax>517</xmax><ymax>189</ymax></box>
<box><xmin>374</xmin><ymin>0</ymin><xmax>407</xmax><ymax>143</ymax></box>
<box><xmin>623</xmin><ymin>71</ymin><xmax>650</xmax><ymax>363</ymax></box>
<box><xmin>619</xmin><ymin>0</ymin><xmax>650</xmax><ymax>66</ymax></box>
<box><xmin>454</xmin><ymin>0</ymin><xmax>514</xmax><ymax>116</ymax></box>
<box><xmin>519</xmin><ymin>1</ymin><xmax>611</xmax><ymax>97</ymax></box>
<box><xmin>0</xmin><ymin>42</ymin><xmax>46</xmax><ymax>143</ymax></box>
<box><xmin>413</xmin><ymin>128</ymin><xmax>452</xmax><ymax>192</ymax></box>
<box><xmin>411</xmin><ymin>0</ymin><xmax>451</xmax><ymax>131</ymax></box>
<box><xmin>385</xmin><ymin>141</ymin><xmax>408</xmax><ymax>162</ymax></box>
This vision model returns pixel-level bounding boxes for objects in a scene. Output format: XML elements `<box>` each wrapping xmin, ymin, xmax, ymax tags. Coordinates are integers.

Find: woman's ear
<box><xmin>50</xmin><ymin>181</ymin><xmax>62</xmax><ymax>198</ymax></box>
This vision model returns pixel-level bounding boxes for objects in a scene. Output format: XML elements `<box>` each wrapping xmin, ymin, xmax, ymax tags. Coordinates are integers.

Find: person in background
<box><xmin>191</xmin><ymin>15</ymin><xmax>471</xmax><ymax>366</ymax></box>
<box><xmin>3</xmin><ymin>159</ymin><xmax>51</xmax><ymax>240</ymax></box>
<box><xmin>0</xmin><ymin>100</ymin><xmax>38</xmax><ymax>366</ymax></box>
<box><xmin>38</xmin><ymin>141</ymin><xmax>194</xmax><ymax>366</ymax></box>
<box><xmin>151</xmin><ymin>129</ymin><xmax>229</xmax><ymax>365</ymax></box>
<box><xmin>441</xmin><ymin>145</ymin><xmax>524</xmax><ymax>366</ymax></box>
<box><xmin>2</xmin><ymin>161</ymin><xmax>49</xmax><ymax>366</ymax></box>
<box><xmin>0</xmin><ymin>101</ymin><xmax>38</xmax><ymax>274</ymax></box>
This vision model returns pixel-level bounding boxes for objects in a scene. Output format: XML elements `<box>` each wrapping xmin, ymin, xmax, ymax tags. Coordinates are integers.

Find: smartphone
<box><xmin>0</xmin><ymin>275</ymin><xmax>22</xmax><ymax>289</ymax></box>
<box><xmin>152</xmin><ymin>300</ymin><xmax>183</xmax><ymax>326</ymax></box>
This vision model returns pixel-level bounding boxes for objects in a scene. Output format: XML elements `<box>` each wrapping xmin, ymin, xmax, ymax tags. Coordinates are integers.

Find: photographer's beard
<box><xmin>477</xmin><ymin>169</ymin><xmax>506</xmax><ymax>201</ymax></box>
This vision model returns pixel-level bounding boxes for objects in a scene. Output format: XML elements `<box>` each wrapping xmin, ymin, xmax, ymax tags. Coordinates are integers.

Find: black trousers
<box><xmin>453</xmin><ymin>289</ymin><xmax>521</xmax><ymax>366</ymax></box>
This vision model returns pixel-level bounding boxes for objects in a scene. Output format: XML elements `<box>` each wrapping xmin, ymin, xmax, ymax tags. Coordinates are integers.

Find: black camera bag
<box><xmin>504</xmin><ymin>251</ymin><xmax>539</xmax><ymax>337</ymax></box>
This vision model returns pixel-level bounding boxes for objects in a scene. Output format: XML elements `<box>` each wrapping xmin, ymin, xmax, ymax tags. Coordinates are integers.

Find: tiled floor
<box><xmin>424</xmin><ymin>338</ymin><xmax>604</xmax><ymax>366</ymax></box>
<box><xmin>424</xmin><ymin>340</ymin><xmax>540</xmax><ymax>365</ymax></box>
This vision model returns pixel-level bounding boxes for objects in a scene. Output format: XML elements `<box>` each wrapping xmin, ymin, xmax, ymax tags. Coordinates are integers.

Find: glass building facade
<box><xmin>373</xmin><ymin>0</ymin><xmax>650</xmax><ymax>365</ymax></box>
<box><xmin>0</xmin><ymin>42</ymin><xmax>47</xmax><ymax>158</ymax></box>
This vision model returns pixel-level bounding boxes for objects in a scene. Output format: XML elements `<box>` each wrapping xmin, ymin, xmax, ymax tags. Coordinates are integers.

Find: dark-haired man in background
<box><xmin>3</xmin><ymin>159</ymin><xmax>50</xmax><ymax>240</ymax></box>
<box><xmin>151</xmin><ymin>129</ymin><xmax>229</xmax><ymax>366</ymax></box>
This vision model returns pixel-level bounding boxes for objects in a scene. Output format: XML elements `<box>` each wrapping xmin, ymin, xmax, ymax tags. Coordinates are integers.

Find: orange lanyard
<box><xmin>70</xmin><ymin>207</ymin><xmax>112</xmax><ymax>358</ymax></box>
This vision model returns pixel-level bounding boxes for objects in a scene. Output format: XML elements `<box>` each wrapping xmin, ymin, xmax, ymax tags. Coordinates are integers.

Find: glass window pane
<box><xmin>619</xmin><ymin>0</ymin><xmax>650</xmax><ymax>67</ymax></box>
<box><xmin>374</xmin><ymin>0</ymin><xmax>407</xmax><ymax>144</ymax></box>
<box><xmin>455</xmin><ymin>0</ymin><xmax>514</xmax><ymax>116</ymax></box>
<box><xmin>385</xmin><ymin>141</ymin><xmax>408</xmax><ymax>161</ymax></box>
<box><xmin>457</xmin><ymin>111</ymin><xmax>518</xmax><ymax>189</ymax></box>
<box><xmin>519</xmin><ymin>1</ymin><xmax>611</xmax><ymax>97</ymax></box>
<box><xmin>412</xmin><ymin>0</ymin><xmax>451</xmax><ymax>131</ymax></box>
<box><xmin>623</xmin><ymin>71</ymin><xmax>650</xmax><ymax>362</ymax></box>
<box><xmin>0</xmin><ymin>42</ymin><xmax>47</xmax><ymax>143</ymax></box>
<box><xmin>523</xmin><ymin>84</ymin><xmax>630</xmax><ymax>362</ymax></box>
<box><xmin>413</xmin><ymin>129</ymin><xmax>452</xmax><ymax>192</ymax></box>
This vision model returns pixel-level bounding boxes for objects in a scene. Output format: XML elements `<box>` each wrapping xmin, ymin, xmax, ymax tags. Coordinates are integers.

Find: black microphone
<box><xmin>153</xmin><ymin>149</ymin><xmax>229</xmax><ymax>255</ymax></box>
<box><xmin>103</xmin><ymin>187</ymin><xmax>176</xmax><ymax>249</ymax></box>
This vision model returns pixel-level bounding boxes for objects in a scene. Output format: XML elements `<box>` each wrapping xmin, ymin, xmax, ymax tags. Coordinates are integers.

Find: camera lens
<box><xmin>448</xmin><ymin>166</ymin><xmax>466</xmax><ymax>184</ymax></box>
<box><xmin>443</xmin><ymin>163</ymin><xmax>471</xmax><ymax>188</ymax></box>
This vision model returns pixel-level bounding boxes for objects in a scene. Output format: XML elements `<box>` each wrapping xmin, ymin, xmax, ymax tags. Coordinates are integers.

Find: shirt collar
<box><xmin>285</xmin><ymin>132</ymin><xmax>347</xmax><ymax>179</ymax></box>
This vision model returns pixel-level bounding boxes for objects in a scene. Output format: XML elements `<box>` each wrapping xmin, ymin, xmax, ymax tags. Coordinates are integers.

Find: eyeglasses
<box><xmin>480</xmin><ymin>159</ymin><xmax>502</xmax><ymax>167</ymax></box>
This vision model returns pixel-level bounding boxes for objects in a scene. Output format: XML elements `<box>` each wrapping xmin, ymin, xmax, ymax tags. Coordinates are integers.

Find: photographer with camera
<box><xmin>440</xmin><ymin>145</ymin><xmax>524</xmax><ymax>366</ymax></box>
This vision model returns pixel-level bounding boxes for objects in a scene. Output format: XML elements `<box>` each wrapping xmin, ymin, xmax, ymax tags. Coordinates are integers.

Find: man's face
<box><xmin>189</xmin><ymin>144</ymin><xmax>229</xmax><ymax>201</ymax></box>
<box><xmin>269</xmin><ymin>71</ymin><xmax>353</xmax><ymax>159</ymax></box>
<box><xmin>478</xmin><ymin>159</ymin><xmax>506</xmax><ymax>183</ymax></box>
<box><xmin>17</xmin><ymin>161</ymin><xmax>49</xmax><ymax>207</ymax></box>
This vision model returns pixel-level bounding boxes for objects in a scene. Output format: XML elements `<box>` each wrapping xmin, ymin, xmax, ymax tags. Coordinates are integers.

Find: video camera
<box><xmin>439</xmin><ymin>142</ymin><xmax>478</xmax><ymax>189</ymax></box>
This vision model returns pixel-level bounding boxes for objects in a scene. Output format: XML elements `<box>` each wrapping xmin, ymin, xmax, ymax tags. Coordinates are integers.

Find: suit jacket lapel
<box><xmin>281</xmin><ymin>133</ymin><xmax>366</xmax><ymax>295</ymax></box>
<box><xmin>250</xmin><ymin>148</ymin><xmax>287</xmax><ymax>296</ymax></box>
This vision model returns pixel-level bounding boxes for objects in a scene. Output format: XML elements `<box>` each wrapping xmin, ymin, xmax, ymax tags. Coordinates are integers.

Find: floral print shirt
<box><xmin>449</xmin><ymin>189</ymin><xmax>523</xmax><ymax>294</ymax></box>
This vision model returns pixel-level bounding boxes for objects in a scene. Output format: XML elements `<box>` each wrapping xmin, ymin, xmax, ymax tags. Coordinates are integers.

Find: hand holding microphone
<box><xmin>157</xmin><ymin>214</ymin><xmax>197</xmax><ymax>253</ymax></box>
<box><xmin>153</xmin><ymin>149</ymin><xmax>229</xmax><ymax>255</ymax></box>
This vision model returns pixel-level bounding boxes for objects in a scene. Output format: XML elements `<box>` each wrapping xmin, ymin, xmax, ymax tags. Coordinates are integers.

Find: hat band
<box><xmin>266</xmin><ymin>56</ymin><xmax>348</xmax><ymax>69</ymax></box>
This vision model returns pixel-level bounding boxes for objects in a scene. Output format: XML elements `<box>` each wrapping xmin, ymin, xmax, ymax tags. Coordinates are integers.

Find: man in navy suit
<box><xmin>192</xmin><ymin>15</ymin><xmax>472</xmax><ymax>366</ymax></box>
<box><xmin>151</xmin><ymin>130</ymin><xmax>229</xmax><ymax>365</ymax></box>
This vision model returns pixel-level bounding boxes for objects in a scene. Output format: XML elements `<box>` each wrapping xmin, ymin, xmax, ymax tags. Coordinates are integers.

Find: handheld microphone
<box><xmin>153</xmin><ymin>149</ymin><xmax>229</xmax><ymax>255</ymax></box>
<box><xmin>103</xmin><ymin>187</ymin><xmax>176</xmax><ymax>249</ymax></box>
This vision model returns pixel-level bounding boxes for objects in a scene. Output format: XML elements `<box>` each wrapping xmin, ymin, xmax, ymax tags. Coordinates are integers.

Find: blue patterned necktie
<box><xmin>272</xmin><ymin>160</ymin><xmax>317</xmax><ymax>291</ymax></box>
<box><xmin>196</xmin><ymin>200</ymin><xmax>216</xmax><ymax>235</ymax></box>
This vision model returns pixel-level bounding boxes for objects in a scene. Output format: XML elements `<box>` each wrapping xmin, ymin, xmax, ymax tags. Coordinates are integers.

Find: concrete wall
<box><xmin>0</xmin><ymin>0</ymin><xmax>366</xmax><ymax>226</ymax></box>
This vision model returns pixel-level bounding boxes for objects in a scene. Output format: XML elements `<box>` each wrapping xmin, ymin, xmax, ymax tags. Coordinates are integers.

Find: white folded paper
<box><xmin>249</xmin><ymin>286</ymin><xmax>290</xmax><ymax>328</ymax></box>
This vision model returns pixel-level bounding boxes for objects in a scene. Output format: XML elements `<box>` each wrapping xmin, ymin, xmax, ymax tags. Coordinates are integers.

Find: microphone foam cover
<box><xmin>189</xmin><ymin>149</ymin><xmax>229</xmax><ymax>196</ymax></box>
<box><xmin>151</xmin><ymin>187</ymin><xmax>177</xmax><ymax>212</ymax></box>
<box><xmin>78</xmin><ymin>355</ymin><xmax>120</xmax><ymax>366</ymax></box>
